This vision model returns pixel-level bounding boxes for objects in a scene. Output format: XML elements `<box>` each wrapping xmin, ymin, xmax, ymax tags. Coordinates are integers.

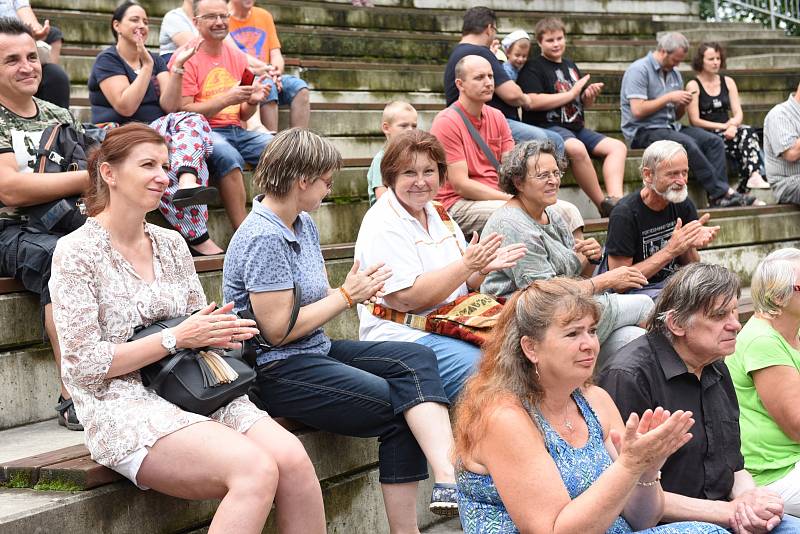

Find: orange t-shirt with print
<box><xmin>228</xmin><ymin>7</ymin><xmax>281</xmax><ymax>62</ymax></box>
<box><xmin>171</xmin><ymin>42</ymin><xmax>248</xmax><ymax>128</ymax></box>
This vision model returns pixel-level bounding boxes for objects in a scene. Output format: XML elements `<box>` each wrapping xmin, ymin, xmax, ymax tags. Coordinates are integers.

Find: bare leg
<box><xmin>137</xmin><ymin>421</ymin><xmax>278</xmax><ymax>534</ymax></box>
<box><xmin>191</xmin><ymin>239</ymin><xmax>225</xmax><ymax>255</ymax></box>
<box><xmin>48</xmin><ymin>40</ymin><xmax>62</xmax><ymax>65</ymax></box>
<box><xmin>217</xmin><ymin>169</ymin><xmax>247</xmax><ymax>229</ymax></box>
<box><xmin>592</xmin><ymin>137</ymin><xmax>627</xmax><ymax>198</ymax></box>
<box><xmin>289</xmin><ymin>89</ymin><xmax>310</xmax><ymax>129</ymax></box>
<box><xmin>245</xmin><ymin>110</ymin><xmax>272</xmax><ymax>135</ymax></box>
<box><xmin>381</xmin><ymin>481</ymin><xmax>421</xmax><ymax>534</ymax></box>
<box><xmin>177</xmin><ymin>172</ymin><xmax>199</xmax><ymax>189</ymax></box>
<box><xmin>260</xmin><ymin>101</ymin><xmax>279</xmax><ymax>132</ymax></box>
<box><xmin>245</xmin><ymin>417</ymin><xmax>326</xmax><ymax>534</ymax></box>
<box><xmin>565</xmin><ymin>138</ymin><xmax>605</xmax><ymax>207</ymax></box>
<box><xmin>403</xmin><ymin>402</ymin><xmax>455</xmax><ymax>483</ymax></box>
<box><xmin>44</xmin><ymin>304</ymin><xmax>68</xmax><ymax>399</ymax></box>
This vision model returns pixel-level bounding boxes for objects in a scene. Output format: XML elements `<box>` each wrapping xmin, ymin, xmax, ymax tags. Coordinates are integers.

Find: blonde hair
<box><xmin>252</xmin><ymin>128</ymin><xmax>342</xmax><ymax>198</ymax></box>
<box><xmin>751</xmin><ymin>248</ymin><xmax>800</xmax><ymax>317</ymax></box>
<box><xmin>382</xmin><ymin>101</ymin><xmax>417</xmax><ymax>125</ymax></box>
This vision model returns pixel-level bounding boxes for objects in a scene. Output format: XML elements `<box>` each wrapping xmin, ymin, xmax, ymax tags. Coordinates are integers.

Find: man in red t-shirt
<box><xmin>172</xmin><ymin>0</ymin><xmax>271</xmax><ymax>230</ymax></box>
<box><xmin>430</xmin><ymin>54</ymin><xmax>515</xmax><ymax>236</ymax></box>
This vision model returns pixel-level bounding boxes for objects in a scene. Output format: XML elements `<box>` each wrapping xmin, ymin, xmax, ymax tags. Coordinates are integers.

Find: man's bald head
<box><xmin>454</xmin><ymin>55</ymin><xmax>495</xmax><ymax>104</ymax></box>
<box><xmin>454</xmin><ymin>54</ymin><xmax>492</xmax><ymax>82</ymax></box>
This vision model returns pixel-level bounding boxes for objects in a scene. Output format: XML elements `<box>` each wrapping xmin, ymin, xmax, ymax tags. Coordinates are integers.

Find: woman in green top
<box><xmin>726</xmin><ymin>248</ymin><xmax>800</xmax><ymax>515</ymax></box>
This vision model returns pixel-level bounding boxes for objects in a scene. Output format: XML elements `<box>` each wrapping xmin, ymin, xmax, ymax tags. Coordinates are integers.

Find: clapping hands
<box><xmin>462</xmin><ymin>232</ymin><xmax>526</xmax><ymax>275</ymax></box>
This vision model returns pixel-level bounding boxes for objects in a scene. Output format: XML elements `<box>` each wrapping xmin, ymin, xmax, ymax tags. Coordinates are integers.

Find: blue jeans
<box><xmin>507</xmin><ymin>118</ymin><xmax>565</xmax><ymax>156</ymax></box>
<box><xmin>208</xmin><ymin>126</ymin><xmax>273</xmax><ymax>178</ymax></box>
<box><xmin>415</xmin><ymin>333</ymin><xmax>481</xmax><ymax>401</ymax></box>
<box><xmin>771</xmin><ymin>515</ymin><xmax>800</xmax><ymax>534</ymax></box>
<box><xmin>261</xmin><ymin>74</ymin><xmax>309</xmax><ymax>106</ymax></box>
<box><xmin>254</xmin><ymin>339</ymin><xmax>449</xmax><ymax>483</ymax></box>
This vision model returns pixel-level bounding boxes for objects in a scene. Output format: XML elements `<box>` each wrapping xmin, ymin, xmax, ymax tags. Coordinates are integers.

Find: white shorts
<box><xmin>111</xmin><ymin>446</ymin><xmax>151</xmax><ymax>490</ymax></box>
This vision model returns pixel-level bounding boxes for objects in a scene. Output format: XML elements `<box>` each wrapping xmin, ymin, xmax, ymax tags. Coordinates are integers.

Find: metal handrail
<box><xmin>713</xmin><ymin>0</ymin><xmax>800</xmax><ymax>29</ymax></box>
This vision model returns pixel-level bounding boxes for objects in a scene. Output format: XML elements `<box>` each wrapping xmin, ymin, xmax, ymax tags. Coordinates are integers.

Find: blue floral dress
<box><xmin>456</xmin><ymin>390</ymin><xmax>727</xmax><ymax>534</ymax></box>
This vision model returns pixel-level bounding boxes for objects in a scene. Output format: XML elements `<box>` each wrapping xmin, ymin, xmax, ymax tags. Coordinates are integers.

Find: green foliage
<box><xmin>700</xmin><ymin>0</ymin><xmax>800</xmax><ymax>35</ymax></box>
<box><xmin>33</xmin><ymin>479</ymin><xmax>82</xmax><ymax>492</ymax></box>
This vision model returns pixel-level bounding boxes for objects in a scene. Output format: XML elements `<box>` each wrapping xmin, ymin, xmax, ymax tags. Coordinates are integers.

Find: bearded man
<box><xmin>603</xmin><ymin>140</ymin><xmax>719</xmax><ymax>297</ymax></box>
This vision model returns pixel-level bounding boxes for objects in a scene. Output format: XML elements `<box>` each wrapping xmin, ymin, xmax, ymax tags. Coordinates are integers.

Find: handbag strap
<box><xmin>450</xmin><ymin>104</ymin><xmax>500</xmax><ymax>171</ymax></box>
<box><xmin>149</xmin><ymin>351</ymin><xmax>187</xmax><ymax>390</ymax></box>
<box><xmin>239</xmin><ymin>284</ymin><xmax>302</xmax><ymax>366</ymax></box>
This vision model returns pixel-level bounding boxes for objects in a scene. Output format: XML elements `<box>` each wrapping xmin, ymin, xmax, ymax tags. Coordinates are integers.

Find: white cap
<box><xmin>501</xmin><ymin>30</ymin><xmax>531</xmax><ymax>53</ymax></box>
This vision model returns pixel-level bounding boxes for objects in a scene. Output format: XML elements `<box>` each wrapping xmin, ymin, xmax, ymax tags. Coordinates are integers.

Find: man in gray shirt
<box><xmin>620</xmin><ymin>32</ymin><xmax>755</xmax><ymax>208</ymax></box>
<box><xmin>764</xmin><ymin>84</ymin><xmax>800</xmax><ymax>205</ymax></box>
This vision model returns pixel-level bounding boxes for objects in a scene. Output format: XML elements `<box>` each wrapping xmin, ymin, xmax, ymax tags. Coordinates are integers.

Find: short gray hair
<box><xmin>639</xmin><ymin>140</ymin><xmax>687</xmax><ymax>183</ymax></box>
<box><xmin>648</xmin><ymin>263</ymin><xmax>741</xmax><ymax>341</ymax></box>
<box><xmin>657</xmin><ymin>32</ymin><xmax>689</xmax><ymax>54</ymax></box>
<box><xmin>498</xmin><ymin>139</ymin><xmax>566</xmax><ymax>195</ymax></box>
<box><xmin>751</xmin><ymin>248</ymin><xmax>800</xmax><ymax>317</ymax></box>
<box><xmin>252</xmin><ymin>128</ymin><xmax>342</xmax><ymax>198</ymax></box>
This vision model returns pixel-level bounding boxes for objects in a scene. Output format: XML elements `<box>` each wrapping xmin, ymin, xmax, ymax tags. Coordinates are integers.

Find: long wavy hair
<box><xmin>453</xmin><ymin>278</ymin><xmax>600</xmax><ymax>461</ymax></box>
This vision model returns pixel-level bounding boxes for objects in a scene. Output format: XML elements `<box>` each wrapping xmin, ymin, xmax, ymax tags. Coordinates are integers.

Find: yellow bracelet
<box><xmin>338</xmin><ymin>286</ymin><xmax>353</xmax><ymax>308</ymax></box>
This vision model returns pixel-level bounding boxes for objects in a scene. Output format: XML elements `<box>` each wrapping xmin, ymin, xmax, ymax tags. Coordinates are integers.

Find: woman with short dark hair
<box><xmin>355</xmin><ymin>129</ymin><xmax>525</xmax><ymax>400</ymax></box>
<box><xmin>223</xmin><ymin>127</ymin><xmax>464</xmax><ymax>525</ymax></box>
<box><xmin>686</xmin><ymin>42</ymin><xmax>769</xmax><ymax>192</ymax></box>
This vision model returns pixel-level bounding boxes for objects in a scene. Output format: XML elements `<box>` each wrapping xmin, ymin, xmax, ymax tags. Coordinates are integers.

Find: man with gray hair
<box><xmin>598</xmin><ymin>263</ymin><xmax>800</xmax><ymax>533</ymax></box>
<box><xmin>620</xmin><ymin>32</ymin><xmax>755</xmax><ymax>208</ymax></box>
<box><xmin>605</xmin><ymin>140</ymin><xmax>719</xmax><ymax>297</ymax></box>
<box><xmin>764</xmin><ymin>82</ymin><xmax>800</xmax><ymax>206</ymax></box>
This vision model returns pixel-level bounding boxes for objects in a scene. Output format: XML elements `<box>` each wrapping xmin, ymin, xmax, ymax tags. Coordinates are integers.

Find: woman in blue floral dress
<box><xmin>452</xmin><ymin>278</ymin><xmax>727</xmax><ymax>534</ymax></box>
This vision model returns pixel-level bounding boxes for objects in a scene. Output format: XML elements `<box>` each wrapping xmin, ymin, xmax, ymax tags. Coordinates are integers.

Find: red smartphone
<box><xmin>241</xmin><ymin>68</ymin><xmax>256</xmax><ymax>86</ymax></box>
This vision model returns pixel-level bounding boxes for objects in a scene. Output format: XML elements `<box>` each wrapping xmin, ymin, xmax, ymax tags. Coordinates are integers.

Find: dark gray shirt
<box><xmin>598</xmin><ymin>331</ymin><xmax>744</xmax><ymax>501</ymax></box>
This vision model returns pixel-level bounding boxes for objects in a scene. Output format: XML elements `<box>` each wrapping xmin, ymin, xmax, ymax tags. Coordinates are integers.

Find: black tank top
<box><xmin>697</xmin><ymin>75</ymin><xmax>731</xmax><ymax>124</ymax></box>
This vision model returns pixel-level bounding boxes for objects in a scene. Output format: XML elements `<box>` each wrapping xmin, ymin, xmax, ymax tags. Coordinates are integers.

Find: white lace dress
<box><xmin>49</xmin><ymin>218</ymin><xmax>266</xmax><ymax>468</ymax></box>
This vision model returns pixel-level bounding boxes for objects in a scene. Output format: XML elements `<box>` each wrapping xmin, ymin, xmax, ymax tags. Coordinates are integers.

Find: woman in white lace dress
<box><xmin>48</xmin><ymin>123</ymin><xmax>325</xmax><ymax>534</ymax></box>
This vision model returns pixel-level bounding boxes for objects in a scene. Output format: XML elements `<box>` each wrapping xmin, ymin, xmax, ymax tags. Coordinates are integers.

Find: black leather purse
<box><xmin>130</xmin><ymin>317</ymin><xmax>257</xmax><ymax>416</ymax></box>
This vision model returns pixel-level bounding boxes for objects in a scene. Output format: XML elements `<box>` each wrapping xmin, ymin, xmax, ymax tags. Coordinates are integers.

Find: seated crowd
<box><xmin>5</xmin><ymin>2</ymin><xmax>800</xmax><ymax>533</ymax></box>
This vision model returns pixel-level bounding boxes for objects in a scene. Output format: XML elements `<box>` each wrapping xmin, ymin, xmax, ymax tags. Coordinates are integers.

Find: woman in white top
<box><xmin>355</xmin><ymin>129</ymin><xmax>525</xmax><ymax>399</ymax></box>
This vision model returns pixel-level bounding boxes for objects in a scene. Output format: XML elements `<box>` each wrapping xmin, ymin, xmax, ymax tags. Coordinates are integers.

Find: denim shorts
<box><xmin>546</xmin><ymin>125</ymin><xmax>607</xmax><ymax>154</ymax></box>
<box><xmin>261</xmin><ymin>74</ymin><xmax>308</xmax><ymax>107</ymax></box>
<box><xmin>0</xmin><ymin>221</ymin><xmax>62</xmax><ymax>307</ymax></box>
<box><xmin>207</xmin><ymin>126</ymin><xmax>273</xmax><ymax>178</ymax></box>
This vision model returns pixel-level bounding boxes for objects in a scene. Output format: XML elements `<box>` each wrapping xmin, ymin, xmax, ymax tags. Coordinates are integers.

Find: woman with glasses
<box><xmin>355</xmin><ymin>130</ymin><xmax>526</xmax><ymax>400</ymax></box>
<box><xmin>480</xmin><ymin>140</ymin><xmax>655</xmax><ymax>369</ymax></box>
<box><xmin>726</xmin><ymin>248</ymin><xmax>800</xmax><ymax>515</ymax></box>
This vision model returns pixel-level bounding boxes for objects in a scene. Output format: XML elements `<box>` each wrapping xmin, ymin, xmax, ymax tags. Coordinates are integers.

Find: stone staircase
<box><xmin>3</xmin><ymin>0</ymin><xmax>800</xmax><ymax>531</ymax></box>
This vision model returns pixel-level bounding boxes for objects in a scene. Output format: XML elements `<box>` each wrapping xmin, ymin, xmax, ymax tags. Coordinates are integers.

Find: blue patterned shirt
<box><xmin>223</xmin><ymin>196</ymin><xmax>332</xmax><ymax>365</ymax></box>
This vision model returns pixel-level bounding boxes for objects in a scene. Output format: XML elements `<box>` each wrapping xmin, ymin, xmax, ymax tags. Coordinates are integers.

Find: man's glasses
<box><xmin>196</xmin><ymin>13</ymin><xmax>230</xmax><ymax>22</ymax></box>
<box><xmin>793</xmin><ymin>285</ymin><xmax>800</xmax><ymax>292</ymax></box>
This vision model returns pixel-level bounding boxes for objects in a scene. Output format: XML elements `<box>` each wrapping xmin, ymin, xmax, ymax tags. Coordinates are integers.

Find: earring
<box><xmin>533</xmin><ymin>363</ymin><xmax>540</xmax><ymax>381</ymax></box>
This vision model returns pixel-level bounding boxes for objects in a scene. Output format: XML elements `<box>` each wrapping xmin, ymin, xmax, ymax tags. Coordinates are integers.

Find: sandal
<box><xmin>429</xmin><ymin>482</ymin><xmax>459</xmax><ymax>517</ymax></box>
<box><xmin>172</xmin><ymin>186</ymin><xmax>220</xmax><ymax>209</ymax></box>
<box><xmin>55</xmin><ymin>395</ymin><xmax>83</xmax><ymax>431</ymax></box>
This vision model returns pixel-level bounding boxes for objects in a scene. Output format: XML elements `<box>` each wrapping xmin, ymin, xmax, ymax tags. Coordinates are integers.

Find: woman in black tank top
<box><xmin>685</xmin><ymin>42</ymin><xmax>769</xmax><ymax>192</ymax></box>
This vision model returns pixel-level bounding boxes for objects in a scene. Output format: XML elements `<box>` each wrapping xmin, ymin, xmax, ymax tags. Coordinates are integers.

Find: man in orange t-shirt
<box><xmin>228</xmin><ymin>0</ymin><xmax>310</xmax><ymax>132</ymax></box>
<box><xmin>172</xmin><ymin>0</ymin><xmax>272</xmax><ymax>230</ymax></box>
<box><xmin>430</xmin><ymin>55</ymin><xmax>515</xmax><ymax>236</ymax></box>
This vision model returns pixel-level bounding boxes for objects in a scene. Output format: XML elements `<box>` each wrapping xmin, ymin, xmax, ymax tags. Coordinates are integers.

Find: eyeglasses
<box><xmin>794</xmin><ymin>285</ymin><xmax>800</xmax><ymax>292</ymax></box>
<box><xmin>526</xmin><ymin>170</ymin><xmax>563</xmax><ymax>182</ymax></box>
<box><xmin>320</xmin><ymin>177</ymin><xmax>334</xmax><ymax>191</ymax></box>
<box><xmin>196</xmin><ymin>13</ymin><xmax>230</xmax><ymax>22</ymax></box>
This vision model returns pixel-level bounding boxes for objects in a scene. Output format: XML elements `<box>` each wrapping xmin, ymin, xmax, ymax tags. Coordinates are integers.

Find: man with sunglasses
<box><xmin>169</xmin><ymin>0</ymin><xmax>272</xmax><ymax>231</ymax></box>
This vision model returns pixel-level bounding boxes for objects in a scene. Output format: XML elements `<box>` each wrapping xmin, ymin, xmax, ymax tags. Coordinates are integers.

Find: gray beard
<box><xmin>651</xmin><ymin>183</ymin><xmax>688</xmax><ymax>203</ymax></box>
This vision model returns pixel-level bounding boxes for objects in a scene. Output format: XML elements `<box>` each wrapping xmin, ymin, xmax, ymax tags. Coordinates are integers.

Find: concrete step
<box><xmin>727</xmin><ymin>53</ymin><xmax>800</xmax><ymax>69</ymax></box>
<box><xmin>411</xmin><ymin>0</ymin><xmax>697</xmax><ymax>15</ymax></box>
<box><xmin>662</xmin><ymin>27</ymin><xmax>788</xmax><ymax>42</ymax></box>
<box><xmin>0</xmin><ymin>421</ymin><xmax>439</xmax><ymax>533</ymax></box>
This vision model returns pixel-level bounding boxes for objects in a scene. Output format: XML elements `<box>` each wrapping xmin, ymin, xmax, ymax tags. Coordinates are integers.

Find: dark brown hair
<box><xmin>692</xmin><ymin>41</ymin><xmax>726</xmax><ymax>72</ymax></box>
<box><xmin>85</xmin><ymin>123</ymin><xmax>167</xmax><ymax>216</ymax></box>
<box><xmin>380</xmin><ymin>129</ymin><xmax>448</xmax><ymax>189</ymax></box>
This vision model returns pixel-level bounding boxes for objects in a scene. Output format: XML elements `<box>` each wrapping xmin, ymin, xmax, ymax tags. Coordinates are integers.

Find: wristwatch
<box><xmin>161</xmin><ymin>328</ymin><xmax>177</xmax><ymax>355</ymax></box>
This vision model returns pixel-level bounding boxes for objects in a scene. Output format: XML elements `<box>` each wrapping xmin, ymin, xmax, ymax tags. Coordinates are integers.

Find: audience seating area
<box><xmin>2</xmin><ymin>0</ymin><xmax>800</xmax><ymax>532</ymax></box>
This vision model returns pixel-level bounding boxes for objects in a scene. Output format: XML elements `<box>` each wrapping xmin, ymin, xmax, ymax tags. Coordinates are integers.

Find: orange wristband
<box><xmin>338</xmin><ymin>286</ymin><xmax>353</xmax><ymax>308</ymax></box>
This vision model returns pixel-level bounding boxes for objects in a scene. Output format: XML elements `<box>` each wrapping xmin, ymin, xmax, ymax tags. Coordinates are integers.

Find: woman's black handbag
<box><xmin>130</xmin><ymin>316</ymin><xmax>257</xmax><ymax>416</ymax></box>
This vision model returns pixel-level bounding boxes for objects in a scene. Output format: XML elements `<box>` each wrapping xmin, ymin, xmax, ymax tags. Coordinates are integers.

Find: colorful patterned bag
<box><xmin>366</xmin><ymin>292</ymin><xmax>504</xmax><ymax>346</ymax></box>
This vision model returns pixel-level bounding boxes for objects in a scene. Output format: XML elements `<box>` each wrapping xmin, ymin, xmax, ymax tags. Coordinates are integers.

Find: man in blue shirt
<box><xmin>620</xmin><ymin>32</ymin><xmax>756</xmax><ymax>208</ymax></box>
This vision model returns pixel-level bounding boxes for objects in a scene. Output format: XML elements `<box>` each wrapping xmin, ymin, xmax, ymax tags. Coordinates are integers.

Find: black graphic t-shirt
<box><xmin>604</xmin><ymin>190</ymin><xmax>699</xmax><ymax>284</ymax></box>
<box><xmin>518</xmin><ymin>55</ymin><xmax>585</xmax><ymax>131</ymax></box>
